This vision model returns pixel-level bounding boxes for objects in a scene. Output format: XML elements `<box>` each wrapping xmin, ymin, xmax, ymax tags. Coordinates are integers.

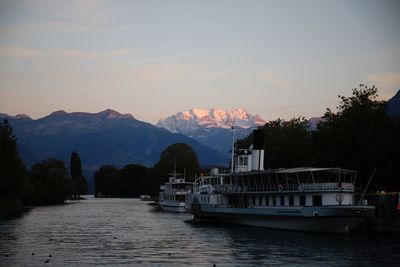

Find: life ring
<box><xmin>298</xmin><ymin>183</ymin><xmax>305</xmax><ymax>192</ymax></box>
<box><xmin>336</xmin><ymin>193</ymin><xmax>343</xmax><ymax>203</ymax></box>
<box><xmin>278</xmin><ymin>185</ymin><xmax>283</xmax><ymax>192</ymax></box>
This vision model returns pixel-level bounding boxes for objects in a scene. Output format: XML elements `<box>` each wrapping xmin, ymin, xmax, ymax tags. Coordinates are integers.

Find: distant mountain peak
<box><xmin>15</xmin><ymin>114</ymin><xmax>31</xmax><ymax>119</ymax></box>
<box><xmin>97</xmin><ymin>109</ymin><xmax>134</xmax><ymax>119</ymax></box>
<box><xmin>156</xmin><ymin>108</ymin><xmax>266</xmax><ymax>134</ymax></box>
<box><xmin>44</xmin><ymin>109</ymin><xmax>134</xmax><ymax>120</ymax></box>
<box><xmin>50</xmin><ymin>110</ymin><xmax>68</xmax><ymax>116</ymax></box>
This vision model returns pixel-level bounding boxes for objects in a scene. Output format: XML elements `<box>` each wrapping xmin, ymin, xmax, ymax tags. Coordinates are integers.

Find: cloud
<box><xmin>24</xmin><ymin>0</ymin><xmax>113</xmax><ymax>22</ymax></box>
<box><xmin>0</xmin><ymin>46</ymin><xmax>40</xmax><ymax>59</ymax></box>
<box><xmin>0</xmin><ymin>46</ymin><xmax>129</xmax><ymax>60</ymax></box>
<box><xmin>260</xmin><ymin>71</ymin><xmax>293</xmax><ymax>88</ymax></box>
<box><xmin>0</xmin><ymin>0</ymin><xmax>128</xmax><ymax>35</ymax></box>
<box><xmin>366</xmin><ymin>72</ymin><xmax>400</xmax><ymax>96</ymax></box>
<box><xmin>0</xmin><ymin>22</ymin><xmax>124</xmax><ymax>34</ymax></box>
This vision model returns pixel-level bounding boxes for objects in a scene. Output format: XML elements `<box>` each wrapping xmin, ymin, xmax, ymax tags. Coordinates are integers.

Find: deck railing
<box><xmin>163</xmin><ymin>188</ymin><xmax>190</xmax><ymax>194</ymax></box>
<box><xmin>211</xmin><ymin>182</ymin><xmax>353</xmax><ymax>194</ymax></box>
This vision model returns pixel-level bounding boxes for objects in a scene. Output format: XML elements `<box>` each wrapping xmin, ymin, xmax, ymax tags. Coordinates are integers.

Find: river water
<box><xmin>0</xmin><ymin>197</ymin><xmax>399</xmax><ymax>266</ymax></box>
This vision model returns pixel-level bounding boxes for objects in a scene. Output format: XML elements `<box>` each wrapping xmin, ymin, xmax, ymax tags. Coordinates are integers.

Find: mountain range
<box><xmin>156</xmin><ymin>108</ymin><xmax>266</xmax><ymax>155</ymax></box>
<box><xmin>2</xmin><ymin>89</ymin><xmax>398</xmax><ymax>172</ymax></box>
<box><xmin>387</xmin><ymin>89</ymin><xmax>400</xmax><ymax>118</ymax></box>
<box><xmin>0</xmin><ymin>109</ymin><xmax>228</xmax><ymax>172</ymax></box>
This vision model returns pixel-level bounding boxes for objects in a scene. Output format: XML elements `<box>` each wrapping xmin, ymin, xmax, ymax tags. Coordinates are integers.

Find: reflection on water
<box><xmin>0</xmin><ymin>197</ymin><xmax>399</xmax><ymax>266</ymax></box>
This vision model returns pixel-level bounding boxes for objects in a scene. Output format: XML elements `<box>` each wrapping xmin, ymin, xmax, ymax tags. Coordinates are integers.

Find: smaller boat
<box><xmin>158</xmin><ymin>173</ymin><xmax>193</xmax><ymax>212</ymax></box>
<box><xmin>140</xmin><ymin>195</ymin><xmax>154</xmax><ymax>201</ymax></box>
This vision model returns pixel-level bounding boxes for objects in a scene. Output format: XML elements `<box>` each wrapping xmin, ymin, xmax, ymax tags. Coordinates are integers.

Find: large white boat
<box><xmin>186</xmin><ymin>130</ymin><xmax>375</xmax><ymax>234</ymax></box>
<box><xmin>159</xmin><ymin>174</ymin><xmax>193</xmax><ymax>213</ymax></box>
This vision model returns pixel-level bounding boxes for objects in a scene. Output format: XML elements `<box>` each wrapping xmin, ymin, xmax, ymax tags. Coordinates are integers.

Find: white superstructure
<box><xmin>158</xmin><ymin>175</ymin><xmax>193</xmax><ymax>213</ymax></box>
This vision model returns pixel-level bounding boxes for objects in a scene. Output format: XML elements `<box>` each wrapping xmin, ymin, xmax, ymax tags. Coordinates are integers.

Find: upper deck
<box><xmin>194</xmin><ymin>167</ymin><xmax>357</xmax><ymax>194</ymax></box>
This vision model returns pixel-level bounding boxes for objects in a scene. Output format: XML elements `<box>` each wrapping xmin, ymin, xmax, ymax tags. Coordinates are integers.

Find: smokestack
<box><xmin>251</xmin><ymin>129</ymin><xmax>264</xmax><ymax>171</ymax></box>
<box><xmin>253</xmin><ymin>129</ymin><xmax>264</xmax><ymax>149</ymax></box>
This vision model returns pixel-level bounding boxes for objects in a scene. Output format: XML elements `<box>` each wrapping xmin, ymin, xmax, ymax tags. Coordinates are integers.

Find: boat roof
<box><xmin>166</xmin><ymin>181</ymin><xmax>193</xmax><ymax>185</ymax></box>
<box><xmin>218</xmin><ymin>167</ymin><xmax>356</xmax><ymax>177</ymax></box>
<box><xmin>276</xmin><ymin>167</ymin><xmax>355</xmax><ymax>174</ymax></box>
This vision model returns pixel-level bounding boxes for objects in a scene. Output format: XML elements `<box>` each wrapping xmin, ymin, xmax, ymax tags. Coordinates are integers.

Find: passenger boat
<box><xmin>140</xmin><ymin>195</ymin><xmax>154</xmax><ymax>201</ymax></box>
<box><xmin>158</xmin><ymin>173</ymin><xmax>193</xmax><ymax>213</ymax></box>
<box><xmin>186</xmin><ymin>130</ymin><xmax>375</xmax><ymax>234</ymax></box>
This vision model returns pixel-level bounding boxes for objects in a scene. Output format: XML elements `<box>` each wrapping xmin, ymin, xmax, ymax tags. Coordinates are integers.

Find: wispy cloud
<box><xmin>0</xmin><ymin>46</ymin><xmax>40</xmax><ymax>59</ymax></box>
<box><xmin>0</xmin><ymin>46</ymin><xmax>129</xmax><ymax>60</ymax></box>
<box><xmin>260</xmin><ymin>71</ymin><xmax>293</xmax><ymax>88</ymax></box>
<box><xmin>24</xmin><ymin>0</ymin><xmax>114</xmax><ymax>22</ymax></box>
<box><xmin>0</xmin><ymin>0</ymin><xmax>128</xmax><ymax>35</ymax></box>
<box><xmin>0</xmin><ymin>22</ymin><xmax>124</xmax><ymax>34</ymax></box>
<box><xmin>130</xmin><ymin>63</ymin><xmax>224</xmax><ymax>81</ymax></box>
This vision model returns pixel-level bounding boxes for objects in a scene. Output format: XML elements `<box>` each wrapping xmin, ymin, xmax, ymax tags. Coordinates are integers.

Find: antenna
<box><xmin>174</xmin><ymin>160</ymin><xmax>177</xmax><ymax>177</ymax></box>
<box><xmin>231</xmin><ymin>122</ymin><xmax>235</xmax><ymax>174</ymax></box>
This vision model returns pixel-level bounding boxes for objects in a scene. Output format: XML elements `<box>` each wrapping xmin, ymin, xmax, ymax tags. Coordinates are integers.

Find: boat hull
<box><xmin>191</xmin><ymin>205</ymin><xmax>374</xmax><ymax>234</ymax></box>
<box><xmin>158</xmin><ymin>200</ymin><xmax>187</xmax><ymax>213</ymax></box>
<box><xmin>161</xmin><ymin>205</ymin><xmax>186</xmax><ymax>213</ymax></box>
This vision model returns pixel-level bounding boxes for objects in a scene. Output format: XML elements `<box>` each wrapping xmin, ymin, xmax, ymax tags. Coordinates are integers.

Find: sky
<box><xmin>0</xmin><ymin>0</ymin><xmax>399</xmax><ymax>123</ymax></box>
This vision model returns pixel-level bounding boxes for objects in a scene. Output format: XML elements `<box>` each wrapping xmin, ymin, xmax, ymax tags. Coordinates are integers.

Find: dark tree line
<box><xmin>237</xmin><ymin>85</ymin><xmax>400</xmax><ymax>191</ymax></box>
<box><xmin>94</xmin><ymin>143</ymin><xmax>200</xmax><ymax>197</ymax></box>
<box><xmin>94</xmin><ymin>164</ymin><xmax>150</xmax><ymax>197</ymax></box>
<box><xmin>70</xmin><ymin>151</ymin><xmax>88</xmax><ymax>197</ymax></box>
<box><xmin>0</xmin><ymin>120</ymin><xmax>32</xmax><ymax>201</ymax></box>
<box><xmin>1</xmin><ymin>119</ymin><xmax>88</xmax><ymax>217</ymax></box>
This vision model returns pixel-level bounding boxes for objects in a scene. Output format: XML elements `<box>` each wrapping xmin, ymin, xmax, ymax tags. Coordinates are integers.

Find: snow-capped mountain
<box><xmin>0</xmin><ymin>109</ymin><xmax>227</xmax><ymax>169</ymax></box>
<box><xmin>157</xmin><ymin>108</ymin><xmax>265</xmax><ymax>134</ymax></box>
<box><xmin>156</xmin><ymin>108</ymin><xmax>266</xmax><ymax>155</ymax></box>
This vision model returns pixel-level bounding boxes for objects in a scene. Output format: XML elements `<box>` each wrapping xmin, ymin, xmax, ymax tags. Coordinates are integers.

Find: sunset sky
<box><xmin>0</xmin><ymin>0</ymin><xmax>399</xmax><ymax>123</ymax></box>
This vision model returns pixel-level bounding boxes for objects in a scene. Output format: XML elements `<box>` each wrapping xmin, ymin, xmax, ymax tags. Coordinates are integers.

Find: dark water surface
<box><xmin>0</xmin><ymin>197</ymin><xmax>399</xmax><ymax>266</ymax></box>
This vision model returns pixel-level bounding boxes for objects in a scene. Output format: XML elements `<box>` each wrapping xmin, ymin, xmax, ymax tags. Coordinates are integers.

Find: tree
<box><xmin>151</xmin><ymin>143</ymin><xmax>200</xmax><ymax>195</ymax></box>
<box><xmin>236</xmin><ymin>118</ymin><xmax>313</xmax><ymax>169</ymax></box>
<box><xmin>0</xmin><ymin>119</ymin><xmax>31</xmax><ymax>202</ymax></box>
<box><xmin>313</xmin><ymin>84</ymin><xmax>400</xmax><ymax>190</ymax></box>
<box><xmin>70</xmin><ymin>151</ymin><xmax>82</xmax><ymax>179</ymax></box>
<box><xmin>30</xmin><ymin>158</ymin><xmax>72</xmax><ymax>204</ymax></box>
<box><xmin>70</xmin><ymin>151</ymin><xmax>87</xmax><ymax>197</ymax></box>
<box><xmin>94</xmin><ymin>165</ymin><xmax>118</xmax><ymax>197</ymax></box>
<box><xmin>118</xmin><ymin>164</ymin><xmax>150</xmax><ymax>197</ymax></box>
<box><xmin>93</xmin><ymin>164</ymin><xmax>150</xmax><ymax>197</ymax></box>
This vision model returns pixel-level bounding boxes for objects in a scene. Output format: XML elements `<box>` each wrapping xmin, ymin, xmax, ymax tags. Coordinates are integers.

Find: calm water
<box><xmin>0</xmin><ymin>197</ymin><xmax>399</xmax><ymax>267</ymax></box>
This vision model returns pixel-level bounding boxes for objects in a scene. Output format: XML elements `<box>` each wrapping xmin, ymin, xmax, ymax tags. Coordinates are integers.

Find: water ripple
<box><xmin>0</xmin><ymin>197</ymin><xmax>399</xmax><ymax>266</ymax></box>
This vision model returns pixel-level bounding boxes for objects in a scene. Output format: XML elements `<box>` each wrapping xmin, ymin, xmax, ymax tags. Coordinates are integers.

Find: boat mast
<box><xmin>231</xmin><ymin>122</ymin><xmax>235</xmax><ymax>174</ymax></box>
<box><xmin>174</xmin><ymin>160</ymin><xmax>177</xmax><ymax>178</ymax></box>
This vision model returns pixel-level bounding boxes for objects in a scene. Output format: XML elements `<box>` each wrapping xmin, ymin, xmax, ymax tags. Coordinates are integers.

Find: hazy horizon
<box><xmin>1</xmin><ymin>0</ymin><xmax>399</xmax><ymax>123</ymax></box>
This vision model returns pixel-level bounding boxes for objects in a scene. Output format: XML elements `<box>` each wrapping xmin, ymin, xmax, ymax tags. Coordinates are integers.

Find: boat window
<box><xmin>289</xmin><ymin>196</ymin><xmax>294</xmax><ymax>206</ymax></box>
<box><xmin>280</xmin><ymin>196</ymin><xmax>285</xmax><ymax>206</ymax></box>
<box><xmin>239</xmin><ymin>156</ymin><xmax>248</xmax><ymax>166</ymax></box>
<box><xmin>312</xmin><ymin>195</ymin><xmax>322</xmax><ymax>206</ymax></box>
<box><xmin>266</xmin><ymin>196</ymin><xmax>270</xmax><ymax>206</ymax></box>
<box><xmin>259</xmin><ymin>196</ymin><xmax>262</xmax><ymax>206</ymax></box>
<box><xmin>300</xmin><ymin>195</ymin><xmax>306</xmax><ymax>206</ymax></box>
<box><xmin>272</xmin><ymin>196</ymin><xmax>276</xmax><ymax>206</ymax></box>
